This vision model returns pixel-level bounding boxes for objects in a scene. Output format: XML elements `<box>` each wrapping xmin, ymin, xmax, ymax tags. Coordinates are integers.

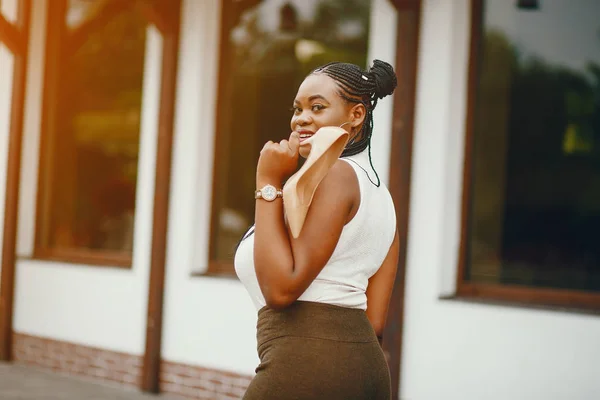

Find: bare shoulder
<box><xmin>318</xmin><ymin>159</ymin><xmax>358</xmax><ymax>193</ymax></box>
<box><xmin>308</xmin><ymin>159</ymin><xmax>359</xmax><ymax>217</ymax></box>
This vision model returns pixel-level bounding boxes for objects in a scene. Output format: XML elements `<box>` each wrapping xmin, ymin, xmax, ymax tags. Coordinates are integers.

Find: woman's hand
<box><xmin>256</xmin><ymin>132</ymin><xmax>300</xmax><ymax>185</ymax></box>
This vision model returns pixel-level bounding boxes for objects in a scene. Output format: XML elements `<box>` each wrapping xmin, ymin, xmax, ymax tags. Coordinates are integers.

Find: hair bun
<box><xmin>368</xmin><ymin>59</ymin><xmax>397</xmax><ymax>99</ymax></box>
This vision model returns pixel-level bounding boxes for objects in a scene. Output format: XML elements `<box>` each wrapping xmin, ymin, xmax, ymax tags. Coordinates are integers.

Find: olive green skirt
<box><xmin>243</xmin><ymin>301</ymin><xmax>391</xmax><ymax>400</ymax></box>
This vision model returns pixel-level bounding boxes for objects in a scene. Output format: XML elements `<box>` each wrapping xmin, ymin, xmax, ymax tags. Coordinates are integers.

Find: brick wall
<box><xmin>12</xmin><ymin>333</ymin><xmax>252</xmax><ymax>399</ymax></box>
<box><xmin>160</xmin><ymin>361</ymin><xmax>252</xmax><ymax>400</ymax></box>
<box><xmin>13</xmin><ymin>333</ymin><xmax>142</xmax><ymax>386</ymax></box>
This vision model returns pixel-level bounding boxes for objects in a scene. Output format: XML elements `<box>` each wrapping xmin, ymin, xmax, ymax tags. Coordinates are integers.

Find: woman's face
<box><xmin>290</xmin><ymin>74</ymin><xmax>356</xmax><ymax>158</ymax></box>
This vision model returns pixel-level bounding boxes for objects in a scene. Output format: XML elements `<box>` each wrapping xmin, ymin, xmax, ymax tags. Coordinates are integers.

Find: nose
<box><xmin>294</xmin><ymin>111</ymin><xmax>312</xmax><ymax>128</ymax></box>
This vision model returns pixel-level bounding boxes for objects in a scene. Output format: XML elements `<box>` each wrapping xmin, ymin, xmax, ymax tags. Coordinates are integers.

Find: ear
<box><xmin>348</xmin><ymin>103</ymin><xmax>366</xmax><ymax>130</ymax></box>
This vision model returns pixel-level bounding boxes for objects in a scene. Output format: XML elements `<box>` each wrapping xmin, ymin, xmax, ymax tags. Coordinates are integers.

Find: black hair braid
<box><xmin>370</xmin><ymin>59</ymin><xmax>398</xmax><ymax>99</ymax></box>
<box><xmin>312</xmin><ymin>60</ymin><xmax>397</xmax><ymax>187</ymax></box>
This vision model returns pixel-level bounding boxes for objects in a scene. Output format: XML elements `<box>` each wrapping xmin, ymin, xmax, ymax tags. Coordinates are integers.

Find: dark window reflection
<box><xmin>40</xmin><ymin>1</ymin><xmax>146</xmax><ymax>256</ymax></box>
<box><xmin>467</xmin><ymin>0</ymin><xmax>600</xmax><ymax>291</ymax></box>
<box><xmin>212</xmin><ymin>0</ymin><xmax>372</xmax><ymax>265</ymax></box>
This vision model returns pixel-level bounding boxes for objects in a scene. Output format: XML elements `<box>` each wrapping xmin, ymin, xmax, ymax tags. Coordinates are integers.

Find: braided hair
<box><xmin>311</xmin><ymin>59</ymin><xmax>397</xmax><ymax>187</ymax></box>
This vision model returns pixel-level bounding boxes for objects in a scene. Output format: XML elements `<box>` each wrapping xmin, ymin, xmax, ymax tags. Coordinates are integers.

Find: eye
<box><xmin>312</xmin><ymin>104</ymin><xmax>325</xmax><ymax>112</ymax></box>
<box><xmin>290</xmin><ymin>106</ymin><xmax>301</xmax><ymax>115</ymax></box>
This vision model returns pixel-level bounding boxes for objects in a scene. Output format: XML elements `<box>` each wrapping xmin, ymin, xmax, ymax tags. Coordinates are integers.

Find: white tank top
<box><xmin>234</xmin><ymin>149</ymin><xmax>397</xmax><ymax>311</ymax></box>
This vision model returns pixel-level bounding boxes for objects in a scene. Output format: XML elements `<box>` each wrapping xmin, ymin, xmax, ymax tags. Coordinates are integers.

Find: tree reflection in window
<box><xmin>466</xmin><ymin>0</ymin><xmax>600</xmax><ymax>291</ymax></box>
<box><xmin>38</xmin><ymin>1</ymin><xmax>146</xmax><ymax>261</ymax></box>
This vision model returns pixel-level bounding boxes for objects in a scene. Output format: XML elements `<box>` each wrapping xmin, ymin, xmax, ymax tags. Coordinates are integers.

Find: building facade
<box><xmin>1</xmin><ymin>0</ymin><xmax>599</xmax><ymax>399</ymax></box>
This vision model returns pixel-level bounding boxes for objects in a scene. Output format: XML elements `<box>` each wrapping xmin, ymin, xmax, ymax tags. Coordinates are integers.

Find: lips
<box><xmin>297</xmin><ymin>130</ymin><xmax>314</xmax><ymax>143</ymax></box>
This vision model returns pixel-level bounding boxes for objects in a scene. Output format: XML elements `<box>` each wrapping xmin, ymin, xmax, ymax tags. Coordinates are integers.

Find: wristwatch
<box><xmin>255</xmin><ymin>184</ymin><xmax>282</xmax><ymax>202</ymax></box>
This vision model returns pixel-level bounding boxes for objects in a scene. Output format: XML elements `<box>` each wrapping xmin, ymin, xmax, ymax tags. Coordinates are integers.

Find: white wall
<box><xmin>13</xmin><ymin>1</ymin><xmax>163</xmax><ymax>355</ymax></box>
<box><xmin>401</xmin><ymin>1</ymin><xmax>600</xmax><ymax>399</ymax></box>
<box><xmin>0</xmin><ymin>0</ymin><xmax>17</xmax><ymax>289</ymax></box>
<box><xmin>161</xmin><ymin>0</ymin><xmax>398</xmax><ymax>375</ymax></box>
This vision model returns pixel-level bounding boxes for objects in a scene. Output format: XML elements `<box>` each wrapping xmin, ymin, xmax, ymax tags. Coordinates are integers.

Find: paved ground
<box><xmin>0</xmin><ymin>363</ymin><xmax>181</xmax><ymax>400</ymax></box>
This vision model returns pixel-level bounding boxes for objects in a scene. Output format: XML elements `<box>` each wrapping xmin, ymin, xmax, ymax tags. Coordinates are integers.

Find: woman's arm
<box><xmin>254</xmin><ymin>159</ymin><xmax>358</xmax><ymax>309</ymax></box>
<box><xmin>365</xmin><ymin>230</ymin><xmax>400</xmax><ymax>340</ymax></box>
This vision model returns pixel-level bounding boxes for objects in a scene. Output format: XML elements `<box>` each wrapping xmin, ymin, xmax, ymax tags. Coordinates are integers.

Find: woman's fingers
<box><xmin>279</xmin><ymin>139</ymin><xmax>289</xmax><ymax>152</ymax></box>
<box><xmin>261</xmin><ymin>137</ymin><xmax>298</xmax><ymax>158</ymax></box>
<box><xmin>261</xmin><ymin>140</ymin><xmax>274</xmax><ymax>152</ymax></box>
<box><xmin>288</xmin><ymin>132</ymin><xmax>300</xmax><ymax>156</ymax></box>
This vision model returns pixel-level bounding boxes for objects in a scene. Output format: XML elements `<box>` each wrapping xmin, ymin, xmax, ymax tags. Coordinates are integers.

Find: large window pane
<box><xmin>37</xmin><ymin>1</ymin><xmax>147</xmax><ymax>264</ymax></box>
<box><xmin>466</xmin><ymin>0</ymin><xmax>600</xmax><ymax>291</ymax></box>
<box><xmin>210</xmin><ymin>0</ymin><xmax>372</xmax><ymax>272</ymax></box>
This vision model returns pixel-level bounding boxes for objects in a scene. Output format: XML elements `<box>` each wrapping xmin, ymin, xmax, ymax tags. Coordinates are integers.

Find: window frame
<box><xmin>0</xmin><ymin>0</ymin><xmax>32</xmax><ymax>362</ymax></box>
<box><xmin>33</xmin><ymin>0</ymin><xmax>155</xmax><ymax>269</ymax></box>
<box><xmin>455</xmin><ymin>0</ymin><xmax>600</xmax><ymax>311</ymax></box>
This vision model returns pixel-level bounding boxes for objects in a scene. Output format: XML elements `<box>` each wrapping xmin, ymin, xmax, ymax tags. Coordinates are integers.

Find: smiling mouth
<box><xmin>298</xmin><ymin>131</ymin><xmax>314</xmax><ymax>142</ymax></box>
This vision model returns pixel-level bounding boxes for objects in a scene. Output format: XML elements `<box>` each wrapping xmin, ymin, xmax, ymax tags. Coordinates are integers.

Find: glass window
<box><xmin>464</xmin><ymin>0</ymin><xmax>600</xmax><ymax>293</ymax></box>
<box><xmin>36</xmin><ymin>1</ymin><xmax>147</xmax><ymax>265</ymax></box>
<box><xmin>209</xmin><ymin>0</ymin><xmax>373</xmax><ymax>274</ymax></box>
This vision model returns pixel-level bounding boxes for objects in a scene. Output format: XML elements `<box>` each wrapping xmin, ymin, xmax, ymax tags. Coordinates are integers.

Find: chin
<box><xmin>299</xmin><ymin>146</ymin><xmax>310</xmax><ymax>159</ymax></box>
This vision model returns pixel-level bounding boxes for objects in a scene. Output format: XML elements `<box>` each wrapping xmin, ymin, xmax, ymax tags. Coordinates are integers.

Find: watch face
<box><xmin>262</xmin><ymin>185</ymin><xmax>277</xmax><ymax>201</ymax></box>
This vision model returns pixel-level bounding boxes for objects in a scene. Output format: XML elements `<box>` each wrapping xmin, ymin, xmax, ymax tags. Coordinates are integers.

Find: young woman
<box><xmin>235</xmin><ymin>59</ymin><xmax>400</xmax><ymax>400</ymax></box>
